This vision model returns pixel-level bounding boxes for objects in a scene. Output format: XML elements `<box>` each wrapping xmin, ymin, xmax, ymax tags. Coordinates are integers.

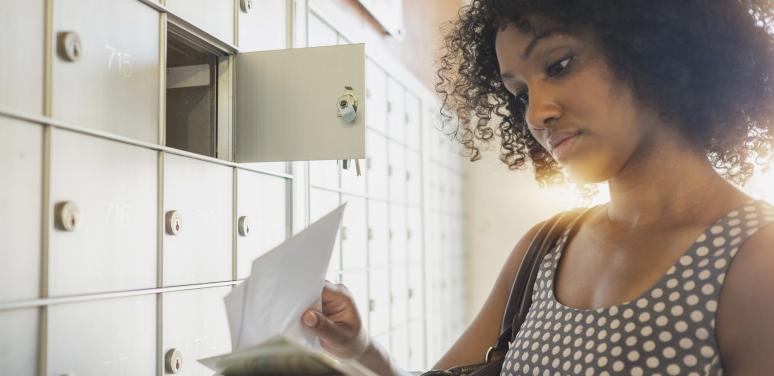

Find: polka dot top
<box><xmin>501</xmin><ymin>200</ymin><xmax>774</xmax><ymax>376</ymax></box>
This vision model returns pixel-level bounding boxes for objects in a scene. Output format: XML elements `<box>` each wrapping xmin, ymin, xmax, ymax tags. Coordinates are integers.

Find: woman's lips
<box><xmin>549</xmin><ymin>133</ymin><xmax>581</xmax><ymax>160</ymax></box>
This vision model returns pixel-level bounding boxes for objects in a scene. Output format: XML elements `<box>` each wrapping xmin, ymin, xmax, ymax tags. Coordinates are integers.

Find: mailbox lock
<box><xmin>57</xmin><ymin>32</ymin><xmax>82</xmax><ymax>62</ymax></box>
<box><xmin>240</xmin><ymin>0</ymin><xmax>254</xmax><ymax>13</ymax></box>
<box><xmin>165</xmin><ymin>348</ymin><xmax>183</xmax><ymax>374</ymax></box>
<box><xmin>55</xmin><ymin>201</ymin><xmax>80</xmax><ymax>231</ymax></box>
<box><xmin>238</xmin><ymin>216</ymin><xmax>251</xmax><ymax>237</ymax></box>
<box><xmin>337</xmin><ymin>87</ymin><xmax>358</xmax><ymax>124</ymax></box>
<box><xmin>165</xmin><ymin>210</ymin><xmax>183</xmax><ymax>235</ymax></box>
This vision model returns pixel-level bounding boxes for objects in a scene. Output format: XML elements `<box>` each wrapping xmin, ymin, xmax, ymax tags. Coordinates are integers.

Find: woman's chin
<box><xmin>561</xmin><ymin>159</ymin><xmax>614</xmax><ymax>185</ymax></box>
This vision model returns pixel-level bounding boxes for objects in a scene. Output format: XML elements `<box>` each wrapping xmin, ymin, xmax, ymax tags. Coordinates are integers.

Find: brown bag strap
<box><xmin>488</xmin><ymin>207</ymin><xmax>592</xmax><ymax>358</ymax></box>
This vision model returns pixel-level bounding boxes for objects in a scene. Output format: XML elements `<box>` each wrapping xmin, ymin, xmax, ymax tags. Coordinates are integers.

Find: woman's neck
<box><xmin>604</xmin><ymin>132</ymin><xmax>747</xmax><ymax>229</ymax></box>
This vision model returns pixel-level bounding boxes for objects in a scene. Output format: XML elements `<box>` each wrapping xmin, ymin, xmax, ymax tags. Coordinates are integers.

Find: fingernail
<box><xmin>303</xmin><ymin>311</ymin><xmax>318</xmax><ymax>327</ymax></box>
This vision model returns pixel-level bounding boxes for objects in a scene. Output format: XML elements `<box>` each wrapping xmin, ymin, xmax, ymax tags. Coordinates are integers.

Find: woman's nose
<box><xmin>525</xmin><ymin>88</ymin><xmax>562</xmax><ymax>130</ymax></box>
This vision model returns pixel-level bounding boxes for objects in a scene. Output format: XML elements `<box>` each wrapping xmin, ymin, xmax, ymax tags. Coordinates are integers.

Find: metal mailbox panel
<box><xmin>310</xmin><ymin>187</ymin><xmax>341</xmax><ymax>273</ymax></box>
<box><xmin>236</xmin><ymin>170</ymin><xmax>287</xmax><ymax>279</ymax></box>
<box><xmin>238</xmin><ymin>0</ymin><xmax>286</xmax><ymax>52</ymax></box>
<box><xmin>367</xmin><ymin>200</ymin><xmax>388</xmax><ymax>267</ymax></box>
<box><xmin>0</xmin><ymin>309</ymin><xmax>38</xmax><ymax>375</ymax></box>
<box><xmin>366</xmin><ymin>130</ymin><xmax>388</xmax><ymax>200</ymax></box>
<box><xmin>0</xmin><ymin>119</ymin><xmax>41</xmax><ymax>302</ymax></box>
<box><xmin>368</xmin><ymin>268</ymin><xmax>390</xmax><ymax>336</ymax></box>
<box><xmin>49</xmin><ymin>129</ymin><xmax>157</xmax><ymax>296</ymax></box>
<box><xmin>167</xmin><ymin>0</ymin><xmax>234</xmax><ymax>44</ymax></box>
<box><xmin>340</xmin><ymin>195</ymin><xmax>367</xmax><ymax>270</ymax></box>
<box><xmin>0</xmin><ymin>1</ymin><xmax>43</xmax><ymax>114</ymax></box>
<box><xmin>340</xmin><ymin>270</ymin><xmax>369</xmax><ymax>332</ymax></box>
<box><xmin>387</xmin><ymin>78</ymin><xmax>406</xmax><ymax>143</ymax></box>
<box><xmin>366</xmin><ymin>59</ymin><xmax>387</xmax><ymax>134</ymax></box>
<box><xmin>388</xmin><ymin>141</ymin><xmax>406</xmax><ymax>204</ymax></box>
<box><xmin>163</xmin><ymin>287</ymin><xmax>232</xmax><ymax>374</ymax></box>
<box><xmin>164</xmin><ymin>153</ymin><xmax>233</xmax><ymax>286</ymax></box>
<box><xmin>390</xmin><ymin>265</ymin><xmax>408</xmax><ymax>327</ymax></box>
<box><xmin>235</xmin><ymin>44</ymin><xmax>365</xmax><ymax>162</ymax></box>
<box><xmin>52</xmin><ymin>0</ymin><xmax>159</xmax><ymax>143</ymax></box>
<box><xmin>48</xmin><ymin>295</ymin><xmax>156</xmax><ymax>375</ymax></box>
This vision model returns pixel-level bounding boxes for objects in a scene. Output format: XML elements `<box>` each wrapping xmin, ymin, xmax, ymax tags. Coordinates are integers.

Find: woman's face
<box><xmin>495</xmin><ymin>22</ymin><xmax>659</xmax><ymax>183</ymax></box>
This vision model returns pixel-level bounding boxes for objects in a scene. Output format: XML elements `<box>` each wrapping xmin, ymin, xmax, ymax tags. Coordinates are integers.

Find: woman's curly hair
<box><xmin>436</xmin><ymin>0</ymin><xmax>774</xmax><ymax>186</ymax></box>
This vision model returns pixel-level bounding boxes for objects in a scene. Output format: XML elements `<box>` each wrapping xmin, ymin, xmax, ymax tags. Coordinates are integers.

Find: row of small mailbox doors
<box><xmin>2</xmin><ymin>119</ymin><xmax>425</xmax><ymax>302</ymax></box>
<box><xmin>1</xmin><ymin>286</ymin><xmax>429</xmax><ymax>375</ymax></box>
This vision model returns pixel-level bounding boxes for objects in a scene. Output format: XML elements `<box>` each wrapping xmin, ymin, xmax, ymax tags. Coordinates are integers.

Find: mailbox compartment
<box><xmin>163</xmin><ymin>153</ymin><xmax>233</xmax><ymax>286</ymax></box>
<box><xmin>48</xmin><ymin>295</ymin><xmax>156</xmax><ymax>375</ymax></box>
<box><xmin>388</xmin><ymin>141</ymin><xmax>406</xmax><ymax>204</ymax></box>
<box><xmin>0</xmin><ymin>119</ymin><xmax>42</xmax><ymax>302</ymax></box>
<box><xmin>366</xmin><ymin>130</ymin><xmax>388</xmax><ymax>200</ymax></box>
<box><xmin>340</xmin><ymin>195</ymin><xmax>367</xmax><ymax>270</ymax></box>
<box><xmin>308</xmin><ymin>12</ymin><xmax>338</xmax><ymax>47</ymax></box>
<box><xmin>390</xmin><ymin>324</ymin><xmax>409</xmax><ymax>370</ymax></box>
<box><xmin>391</xmin><ymin>265</ymin><xmax>409</xmax><ymax>327</ymax></box>
<box><xmin>237</xmin><ymin>0</ymin><xmax>287</xmax><ymax>52</ymax></box>
<box><xmin>235</xmin><ymin>44</ymin><xmax>365</xmax><ymax>162</ymax></box>
<box><xmin>0</xmin><ymin>1</ymin><xmax>43</xmax><ymax>114</ymax></box>
<box><xmin>166</xmin><ymin>0</ymin><xmax>234</xmax><ymax>45</ymax></box>
<box><xmin>162</xmin><ymin>287</ymin><xmax>232</xmax><ymax>375</ymax></box>
<box><xmin>0</xmin><ymin>308</ymin><xmax>38</xmax><ymax>375</ymax></box>
<box><xmin>310</xmin><ymin>187</ymin><xmax>341</xmax><ymax>273</ymax></box>
<box><xmin>365</xmin><ymin>59</ymin><xmax>387</xmax><ymax>134</ymax></box>
<box><xmin>386</xmin><ymin>78</ymin><xmax>406</xmax><ymax>143</ymax></box>
<box><xmin>408</xmin><ymin>320</ymin><xmax>426</xmax><ymax>371</ymax></box>
<box><xmin>405</xmin><ymin>93</ymin><xmax>422</xmax><ymax>150</ymax></box>
<box><xmin>236</xmin><ymin>170</ymin><xmax>288</xmax><ymax>279</ymax></box>
<box><xmin>367</xmin><ymin>200</ymin><xmax>388</xmax><ymax>267</ymax></box>
<box><xmin>408</xmin><ymin>262</ymin><xmax>424</xmax><ymax>320</ymax></box>
<box><xmin>49</xmin><ymin>129</ymin><xmax>157</xmax><ymax>296</ymax></box>
<box><xmin>368</xmin><ymin>268</ymin><xmax>390</xmax><ymax>336</ymax></box>
<box><xmin>52</xmin><ymin>0</ymin><xmax>160</xmax><ymax>143</ymax></box>
<box><xmin>389</xmin><ymin>204</ymin><xmax>407</xmax><ymax>264</ymax></box>
<box><xmin>406</xmin><ymin>150</ymin><xmax>422</xmax><ymax>206</ymax></box>
<box><xmin>340</xmin><ymin>270</ymin><xmax>369</xmax><ymax>334</ymax></box>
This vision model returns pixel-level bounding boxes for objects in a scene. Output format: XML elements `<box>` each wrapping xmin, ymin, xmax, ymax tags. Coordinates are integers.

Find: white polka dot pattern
<box><xmin>501</xmin><ymin>201</ymin><xmax>774</xmax><ymax>376</ymax></box>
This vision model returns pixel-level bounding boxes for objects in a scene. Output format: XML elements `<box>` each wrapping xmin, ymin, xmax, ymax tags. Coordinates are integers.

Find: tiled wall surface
<box><xmin>0</xmin><ymin>0</ymin><xmax>466</xmax><ymax>374</ymax></box>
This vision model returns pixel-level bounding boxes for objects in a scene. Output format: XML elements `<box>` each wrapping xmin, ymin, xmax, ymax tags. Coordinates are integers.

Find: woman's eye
<box><xmin>546</xmin><ymin>55</ymin><xmax>574</xmax><ymax>77</ymax></box>
<box><xmin>514</xmin><ymin>90</ymin><xmax>529</xmax><ymax>106</ymax></box>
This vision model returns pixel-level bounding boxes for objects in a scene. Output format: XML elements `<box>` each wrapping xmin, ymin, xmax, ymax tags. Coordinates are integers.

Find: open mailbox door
<box><xmin>235</xmin><ymin>44</ymin><xmax>366</xmax><ymax>162</ymax></box>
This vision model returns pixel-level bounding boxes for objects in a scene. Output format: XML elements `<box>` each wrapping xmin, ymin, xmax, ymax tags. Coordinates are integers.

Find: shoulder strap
<box><xmin>487</xmin><ymin>207</ymin><xmax>591</xmax><ymax>360</ymax></box>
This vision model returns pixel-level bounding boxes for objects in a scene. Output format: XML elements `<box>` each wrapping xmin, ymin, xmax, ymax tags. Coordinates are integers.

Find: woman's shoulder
<box><xmin>715</xmin><ymin>201</ymin><xmax>774</xmax><ymax>373</ymax></box>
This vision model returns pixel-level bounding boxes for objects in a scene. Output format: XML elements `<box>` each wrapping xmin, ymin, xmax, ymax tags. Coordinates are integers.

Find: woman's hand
<box><xmin>301</xmin><ymin>281</ymin><xmax>370</xmax><ymax>360</ymax></box>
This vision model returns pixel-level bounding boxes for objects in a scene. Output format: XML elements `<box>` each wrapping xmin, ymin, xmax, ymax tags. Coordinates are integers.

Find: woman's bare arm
<box><xmin>716</xmin><ymin>224</ymin><xmax>774</xmax><ymax>375</ymax></box>
<box><xmin>432</xmin><ymin>221</ymin><xmax>546</xmax><ymax>370</ymax></box>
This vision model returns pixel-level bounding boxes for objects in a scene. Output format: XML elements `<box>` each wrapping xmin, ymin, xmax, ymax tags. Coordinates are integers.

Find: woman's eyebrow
<box><xmin>522</xmin><ymin>28</ymin><xmax>568</xmax><ymax>60</ymax></box>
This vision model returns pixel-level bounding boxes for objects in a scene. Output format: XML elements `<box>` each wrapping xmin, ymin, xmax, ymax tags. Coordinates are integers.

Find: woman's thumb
<box><xmin>302</xmin><ymin>310</ymin><xmax>342</xmax><ymax>340</ymax></box>
<box><xmin>302</xmin><ymin>310</ymin><xmax>320</xmax><ymax>328</ymax></box>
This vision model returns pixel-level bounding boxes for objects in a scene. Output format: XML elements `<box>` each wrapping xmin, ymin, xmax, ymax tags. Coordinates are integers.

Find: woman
<box><xmin>301</xmin><ymin>1</ymin><xmax>774</xmax><ymax>375</ymax></box>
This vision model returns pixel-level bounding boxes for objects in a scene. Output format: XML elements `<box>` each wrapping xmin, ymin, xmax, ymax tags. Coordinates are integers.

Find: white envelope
<box><xmin>225</xmin><ymin>203</ymin><xmax>347</xmax><ymax>350</ymax></box>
